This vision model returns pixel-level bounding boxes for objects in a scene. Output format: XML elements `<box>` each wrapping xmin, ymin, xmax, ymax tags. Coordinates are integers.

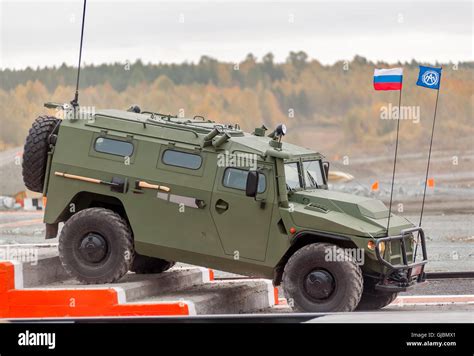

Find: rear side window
<box><xmin>223</xmin><ymin>168</ymin><xmax>266</xmax><ymax>193</ymax></box>
<box><xmin>162</xmin><ymin>149</ymin><xmax>202</xmax><ymax>170</ymax></box>
<box><xmin>94</xmin><ymin>137</ymin><xmax>134</xmax><ymax>157</ymax></box>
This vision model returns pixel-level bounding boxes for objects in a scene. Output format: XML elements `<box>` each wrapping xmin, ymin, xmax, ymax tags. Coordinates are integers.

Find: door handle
<box><xmin>215</xmin><ymin>199</ymin><xmax>229</xmax><ymax>213</ymax></box>
<box><xmin>195</xmin><ymin>199</ymin><xmax>206</xmax><ymax>209</ymax></box>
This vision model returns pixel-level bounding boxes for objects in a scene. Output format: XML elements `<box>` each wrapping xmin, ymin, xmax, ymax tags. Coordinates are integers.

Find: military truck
<box><xmin>21</xmin><ymin>104</ymin><xmax>427</xmax><ymax>312</ymax></box>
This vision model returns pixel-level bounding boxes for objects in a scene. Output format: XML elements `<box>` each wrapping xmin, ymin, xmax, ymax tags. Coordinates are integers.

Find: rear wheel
<box><xmin>283</xmin><ymin>243</ymin><xmax>363</xmax><ymax>312</ymax></box>
<box><xmin>130</xmin><ymin>254</ymin><xmax>175</xmax><ymax>274</ymax></box>
<box><xmin>22</xmin><ymin>115</ymin><xmax>60</xmax><ymax>192</ymax></box>
<box><xmin>58</xmin><ymin>208</ymin><xmax>134</xmax><ymax>284</ymax></box>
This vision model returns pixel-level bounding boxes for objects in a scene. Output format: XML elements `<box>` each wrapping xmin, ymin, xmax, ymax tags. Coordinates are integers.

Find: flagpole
<box><xmin>386</xmin><ymin>87</ymin><xmax>403</xmax><ymax>235</ymax></box>
<box><xmin>418</xmin><ymin>87</ymin><xmax>440</xmax><ymax>228</ymax></box>
<box><xmin>414</xmin><ymin>82</ymin><xmax>441</xmax><ymax>260</ymax></box>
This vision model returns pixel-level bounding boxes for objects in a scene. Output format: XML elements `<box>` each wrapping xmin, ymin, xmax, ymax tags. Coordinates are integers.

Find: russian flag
<box><xmin>373</xmin><ymin>68</ymin><xmax>403</xmax><ymax>91</ymax></box>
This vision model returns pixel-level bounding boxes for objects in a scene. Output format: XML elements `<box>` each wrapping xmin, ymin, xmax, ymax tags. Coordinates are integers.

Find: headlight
<box><xmin>378</xmin><ymin>241</ymin><xmax>386</xmax><ymax>255</ymax></box>
<box><xmin>367</xmin><ymin>240</ymin><xmax>385</xmax><ymax>255</ymax></box>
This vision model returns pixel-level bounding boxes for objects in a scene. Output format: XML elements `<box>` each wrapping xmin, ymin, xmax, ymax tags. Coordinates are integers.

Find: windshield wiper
<box><xmin>305</xmin><ymin>171</ymin><xmax>318</xmax><ymax>188</ymax></box>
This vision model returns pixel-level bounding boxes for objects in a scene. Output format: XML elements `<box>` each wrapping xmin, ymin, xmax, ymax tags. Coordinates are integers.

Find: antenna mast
<box><xmin>71</xmin><ymin>0</ymin><xmax>87</xmax><ymax>107</ymax></box>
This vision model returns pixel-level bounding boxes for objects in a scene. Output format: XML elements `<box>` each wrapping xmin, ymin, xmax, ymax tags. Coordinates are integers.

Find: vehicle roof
<box><xmin>89</xmin><ymin>109</ymin><xmax>321</xmax><ymax>158</ymax></box>
<box><xmin>231</xmin><ymin>134</ymin><xmax>319</xmax><ymax>158</ymax></box>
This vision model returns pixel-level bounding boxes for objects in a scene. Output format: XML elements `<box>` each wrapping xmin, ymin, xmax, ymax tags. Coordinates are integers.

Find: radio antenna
<box><xmin>71</xmin><ymin>0</ymin><xmax>87</xmax><ymax>107</ymax></box>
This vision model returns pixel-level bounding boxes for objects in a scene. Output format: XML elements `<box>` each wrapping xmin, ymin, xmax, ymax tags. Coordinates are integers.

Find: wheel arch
<box><xmin>55</xmin><ymin>191</ymin><xmax>132</xmax><ymax>234</ymax></box>
<box><xmin>273</xmin><ymin>230</ymin><xmax>358</xmax><ymax>286</ymax></box>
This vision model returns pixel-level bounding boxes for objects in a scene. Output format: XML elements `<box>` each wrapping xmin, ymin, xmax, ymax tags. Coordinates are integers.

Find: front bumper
<box><xmin>374</xmin><ymin>226</ymin><xmax>428</xmax><ymax>292</ymax></box>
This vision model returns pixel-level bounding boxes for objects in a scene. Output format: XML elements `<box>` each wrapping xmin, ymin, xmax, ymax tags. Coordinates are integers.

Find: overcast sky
<box><xmin>0</xmin><ymin>0</ymin><xmax>472</xmax><ymax>69</ymax></box>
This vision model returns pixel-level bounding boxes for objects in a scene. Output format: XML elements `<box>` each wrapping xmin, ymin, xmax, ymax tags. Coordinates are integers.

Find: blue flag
<box><xmin>416</xmin><ymin>66</ymin><xmax>442</xmax><ymax>90</ymax></box>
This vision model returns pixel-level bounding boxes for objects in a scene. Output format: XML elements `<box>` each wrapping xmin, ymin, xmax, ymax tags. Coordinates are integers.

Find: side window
<box><xmin>223</xmin><ymin>168</ymin><xmax>266</xmax><ymax>193</ymax></box>
<box><xmin>94</xmin><ymin>137</ymin><xmax>134</xmax><ymax>157</ymax></box>
<box><xmin>162</xmin><ymin>149</ymin><xmax>202</xmax><ymax>170</ymax></box>
<box><xmin>284</xmin><ymin>162</ymin><xmax>302</xmax><ymax>190</ymax></box>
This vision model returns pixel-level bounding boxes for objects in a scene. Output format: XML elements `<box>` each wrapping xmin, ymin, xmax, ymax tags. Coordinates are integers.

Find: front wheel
<box><xmin>282</xmin><ymin>243</ymin><xmax>363</xmax><ymax>312</ymax></box>
<box><xmin>356</xmin><ymin>292</ymin><xmax>398</xmax><ymax>310</ymax></box>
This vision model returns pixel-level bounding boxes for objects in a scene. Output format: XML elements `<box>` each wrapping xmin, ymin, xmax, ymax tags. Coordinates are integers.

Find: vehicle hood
<box><xmin>288</xmin><ymin>189</ymin><xmax>414</xmax><ymax>237</ymax></box>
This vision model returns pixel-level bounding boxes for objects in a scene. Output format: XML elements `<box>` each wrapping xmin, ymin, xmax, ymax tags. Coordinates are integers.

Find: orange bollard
<box><xmin>371</xmin><ymin>181</ymin><xmax>379</xmax><ymax>191</ymax></box>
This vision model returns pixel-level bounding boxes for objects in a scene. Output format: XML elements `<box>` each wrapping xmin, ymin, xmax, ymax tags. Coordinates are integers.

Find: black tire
<box><xmin>130</xmin><ymin>254</ymin><xmax>175</xmax><ymax>274</ymax></box>
<box><xmin>356</xmin><ymin>292</ymin><xmax>398</xmax><ymax>311</ymax></box>
<box><xmin>283</xmin><ymin>243</ymin><xmax>363</xmax><ymax>312</ymax></box>
<box><xmin>22</xmin><ymin>115</ymin><xmax>60</xmax><ymax>192</ymax></box>
<box><xmin>59</xmin><ymin>208</ymin><xmax>134</xmax><ymax>284</ymax></box>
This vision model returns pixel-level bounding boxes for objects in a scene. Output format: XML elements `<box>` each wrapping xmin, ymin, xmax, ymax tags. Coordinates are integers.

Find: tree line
<box><xmin>0</xmin><ymin>53</ymin><xmax>472</xmax><ymax>153</ymax></box>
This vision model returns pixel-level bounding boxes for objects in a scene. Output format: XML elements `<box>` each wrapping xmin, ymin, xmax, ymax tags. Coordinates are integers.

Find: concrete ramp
<box><xmin>0</xmin><ymin>256</ymin><xmax>277</xmax><ymax>318</ymax></box>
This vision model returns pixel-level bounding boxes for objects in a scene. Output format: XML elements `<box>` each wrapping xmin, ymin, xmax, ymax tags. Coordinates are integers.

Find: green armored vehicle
<box><xmin>21</xmin><ymin>104</ymin><xmax>427</xmax><ymax>312</ymax></box>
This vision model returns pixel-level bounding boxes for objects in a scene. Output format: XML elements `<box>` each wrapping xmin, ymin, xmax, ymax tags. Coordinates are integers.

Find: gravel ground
<box><xmin>401</xmin><ymin>279</ymin><xmax>474</xmax><ymax>296</ymax></box>
<box><xmin>1</xmin><ymin>211</ymin><xmax>472</xmax><ymax>273</ymax></box>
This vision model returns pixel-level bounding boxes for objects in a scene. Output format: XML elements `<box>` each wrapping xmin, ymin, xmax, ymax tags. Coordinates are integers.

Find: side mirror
<box><xmin>322</xmin><ymin>161</ymin><xmax>330</xmax><ymax>183</ymax></box>
<box><xmin>246</xmin><ymin>170</ymin><xmax>259</xmax><ymax>197</ymax></box>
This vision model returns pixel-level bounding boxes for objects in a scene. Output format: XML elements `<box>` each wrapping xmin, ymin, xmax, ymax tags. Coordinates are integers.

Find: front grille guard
<box><xmin>375</xmin><ymin>226</ymin><xmax>428</xmax><ymax>280</ymax></box>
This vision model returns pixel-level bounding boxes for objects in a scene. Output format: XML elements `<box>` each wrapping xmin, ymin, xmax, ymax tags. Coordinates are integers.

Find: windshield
<box><xmin>284</xmin><ymin>159</ymin><xmax>325</xmax><ymax>190</ymax></box>
<box><xmin>302</xmin><ymin>160</ymin><xmax>325</xmax><ymax>188</ymax></box>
